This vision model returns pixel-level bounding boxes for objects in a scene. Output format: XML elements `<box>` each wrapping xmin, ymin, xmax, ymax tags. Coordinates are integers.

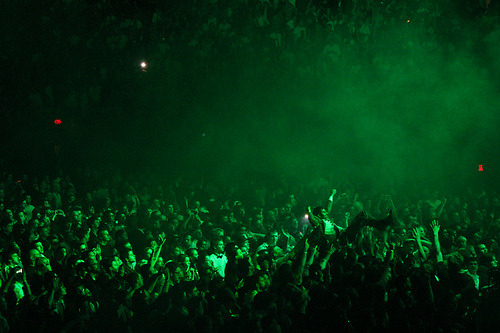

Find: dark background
<box><xmin>1</xmin><ymin>0</ymin><xmax>499</xmax><ymax>194</ymax></box>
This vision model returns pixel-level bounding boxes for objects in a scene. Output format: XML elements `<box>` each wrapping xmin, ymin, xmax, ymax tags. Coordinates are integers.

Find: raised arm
<box><xmin>305</xmin><ymin>244</ymin><xmax>318</xmax><ymax>268</ymax></box>
<box><xmin>412</xmin><ymin>228</ymin><xmax>428</xmax><ymax>261</ymax></box>
<box><xmin>307</xmin><ymin>206</ymin><xmax>321</xmax><ymax>228</ymax></box>
<box><xmin>434</xmin><ymin>198</ymin><xmax>447</xmax><ymax>219</ymax></box>
<box><xmin>430</xmin><ymin>220</ymin><xmax>443</xmax><ymax>263</ymax></box>
<box><xmin>179</xmin><ymin>210</ymin><xmax>192</xmax><ymax>231</ymax></box>
<box><xmin>326</xmin><ymin>189</ymin><xmax>337</xmax><ymax>214</ymax></box>
<box><xmin>292</xmin><ymin>237</ymin><xmax>310</xmax><ymax>279</ymax></box>
<box><xmin>319</xmin><ymin>242</ymin><xmax>336</xmax><ymax>270</ymax></box>
<box><xmin>149</xmin><ymin>235</ymin><xmax>167</xmax><ymax>273</ymax></box>
<box><xmin>1</xmin><ymin>269</ymin><xmax>17</xmax><ymax>295</ymax></box>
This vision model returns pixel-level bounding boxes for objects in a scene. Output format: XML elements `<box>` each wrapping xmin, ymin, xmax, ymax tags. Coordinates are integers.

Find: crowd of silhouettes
<box><xmin>2</xmin><ymin>0</ymin><xmax>500</xmax><ymax>332</ymax></box>
<box><xmin>0</xmin><ymin>167</ymin><xmax>498</xmax><ymax>332</ymax></box>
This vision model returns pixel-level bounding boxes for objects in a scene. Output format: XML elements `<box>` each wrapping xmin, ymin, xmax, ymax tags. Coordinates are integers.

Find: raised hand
<box><xmin>159</xmin><ymin>234</ymin><xmax>167</xmax><ymax>246</ymax></box>
<box><xmin>430</xmin><ymin>220</ymin><xmax>440</xmax><ymax>235</ymax></box>
<box><xmin>304</xmin><ymin>238</ymin><xmax>310</xmax><ymax>251</ymax></box>
<box><xmin>328</xmin><ymin>242</ymin><xmax>336</xmax><ymax>254</ymax></box>
<box><xmin>412</xmin><ymin>228</ymin><xmax>421</xmax><ymax>241</ymax></box>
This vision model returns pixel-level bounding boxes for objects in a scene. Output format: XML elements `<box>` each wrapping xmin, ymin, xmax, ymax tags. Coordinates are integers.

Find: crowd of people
<box><xmin>0</xmin><ymin>167</ymin><xmax>498</xmax><ymax>332</ymax></box>
<box><xmin>2</xmin><ymin>1</ymin><xmax>500</xmax><ymax>332</ymax></box>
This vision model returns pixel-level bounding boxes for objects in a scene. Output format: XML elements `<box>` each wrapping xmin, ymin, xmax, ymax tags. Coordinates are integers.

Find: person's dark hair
<box><xmin>100</xmin><ymin>257</ymin><xmax>116</xmax><ymax>274</ymax></box>
<box><xmin>71</xmin><ymin>240</ymin><xmax>86</xmax><ymax>252</ymax></box>
<box><xmin>478</xmin><ymin>252</ymin><xmax>496</xmax><ymax>268</ymax></box>
<box><xmin>224</xmin><ymin>242</ymin><xmax>239</xmax><ymax>260</ymax></box>
<box><xmin>273</xmin><ymin>261</ymin><xmax>293</xmax><ymax>285</ymax></box>
<box><xmin>2</xmin><ymin>247</ymin><xmax>18</xmax><ymax>266</ymax></box>
<box><xmin>29</xmin><ymin>240</ymin><xmax>43</xmax><ymax>250</ymax></box>
<box><xmin>256</xmin><ymin>250</ymin><xmax>270</xmax><ymax>271</ymax></box>
<box><xmin>119</xmin><ymin>248</ymin><xmax>133</xmax><ymax>261</ymax></box>
<box><xmin>266</xmin><ymin>228</ymin><xmax>279</xmax><ymax>238</ymax></box>
<box><xmin>114</xmin><ymin>229</ymin><xmax>128</xmax><ymax>241</ymax></box>
<box><xmin>69</xmin><ymin>205</ymin><xmax>83</xmax><ymax>213</ymax></box>
<box><xmin>185</xmin><ymin>248</ymin><xmax>197</xmax><ymax>257</ymax></box>
<box><xmin>464</xmin><ymin>256</ymin><xmax>478</xmax><ymax>265</ymax></box>
<box><xmin>54</xmin><ymin>244</ymin><xmax>68</xmax><ymax>260</ymax></box>
<box><xmin>97</xmin><ymin>225</ymin><xmax>110</xmax><ymax>235</ymax></box>
<box><xmin>65</xmin><ymin>254</ymin><xmax>80</xmax><ymax>268</ymax></box>
<box><xmin>240</xmin><ymin>274</ymin><xmax>260</xmax><ymax>293</ymax></box>
<box><xmin>308</xmin><ymin>262</ymin><xmax>323</xmax><ymax>281</ymax></box>
<box><xmin>125</xmin><ymin>271</ymin><xmax>141</xmax><ymax>289</ymax></box>
<box><xmin>446</xmin><ymin>252</ymin><xmax>464</xmax><ymax>274</ymax></box>
<box><xmin>312</xmin><ymin>206</ymin><xmax>324</xmax><ymax>216</ymax></box>
<box><xmin>36</xmin><ymin>224</ymin><xmax>49</xmax><ymax>234</ymax></box>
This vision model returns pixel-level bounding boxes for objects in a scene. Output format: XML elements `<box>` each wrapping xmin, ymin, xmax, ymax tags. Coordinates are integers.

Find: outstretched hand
<box><xmin>158</xmin><ymin>234</ymin><xmax>167</xmax><ymax>246</ymax></box>
<box><xmin>328</xmin><ymin>242</ymin><xmax>336</xmax><ymax>254</ymax></box>
<box><xmin>304</xmin><ymin>238</ymin><xmax>310</xmax><ymax>251</ymax></box>
<box><xmin>412</xmin><ymin>228</ymin><xmax>421</xmax><ymax>241</ymax></box>
<box><xmin>430</xmin><ymin>220</ymin><xmax>440</xmax><ymax>235</ymax></box>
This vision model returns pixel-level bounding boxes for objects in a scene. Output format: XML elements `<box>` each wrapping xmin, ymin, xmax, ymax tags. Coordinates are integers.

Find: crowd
<box><xmin>0</xmin><ymin>168</ymin><xmax>498</xmax><ymax>332</ymax></box>
<box><xmin>2</xmin><ymin>1</ymin><xmax>500</xmax><ymax>332</ymax></box>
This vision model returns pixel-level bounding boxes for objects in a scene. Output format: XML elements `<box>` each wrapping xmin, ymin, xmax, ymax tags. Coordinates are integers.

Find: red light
<box><xmin>478</xmin><ymin>165</ymin><xmax>483</xmax><ymax>172</ymax></box>
<box><xmin>407</xmin><ymin>19</ymin><xmax>410</xmax><ymax>23</ymax></box>
<box><xmin>54</xmin><ymin>119</ymin><xmax>62</xmax><ymax>125</ymax></box>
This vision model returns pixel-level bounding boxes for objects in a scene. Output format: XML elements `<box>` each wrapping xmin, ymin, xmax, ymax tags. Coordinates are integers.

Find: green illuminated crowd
<box><xmin>1</xmin><ymin>0</ymin><xmax>499</xmax><ymax>332</ymax></box>
<box><xmin>0</xmin><ymin>168</ymin><xmax>498</xmax><ymax>332</ymax></box>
